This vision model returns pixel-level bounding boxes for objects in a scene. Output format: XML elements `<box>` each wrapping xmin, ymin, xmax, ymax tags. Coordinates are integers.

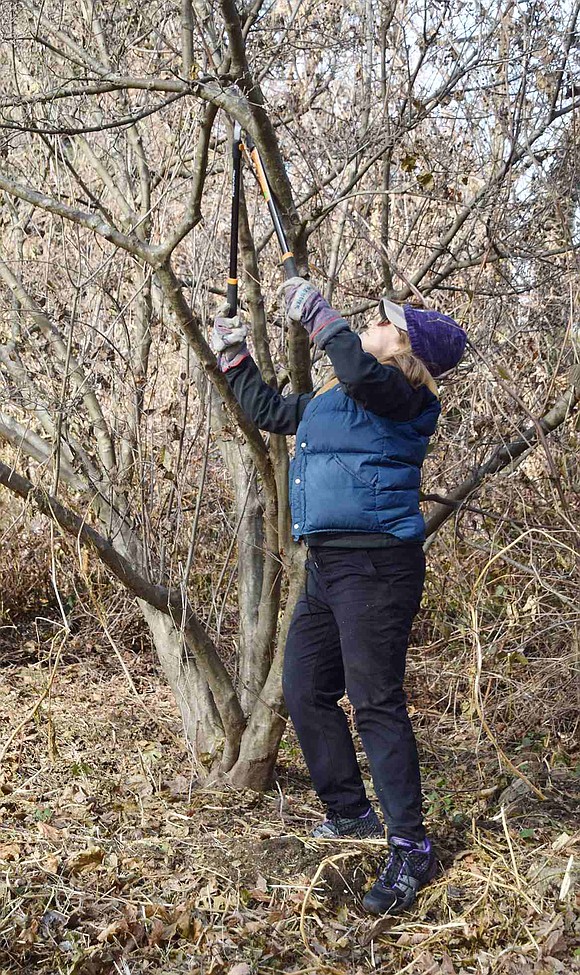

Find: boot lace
<box><xmin>380</xmin><ymin>840</ymin><xmax>432</xmax><ymax>889</ymax></box>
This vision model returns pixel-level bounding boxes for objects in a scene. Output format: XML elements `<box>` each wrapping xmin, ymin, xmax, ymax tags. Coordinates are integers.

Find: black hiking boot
<box><xmin>362</xmin><ymin>836</ymin><xmax>437</xmax><ymax>915</ymax></box>
<box><xmin>311</xmin><ymin>807</ymin><xmax>384</xmax><ymax>839</ymax></box>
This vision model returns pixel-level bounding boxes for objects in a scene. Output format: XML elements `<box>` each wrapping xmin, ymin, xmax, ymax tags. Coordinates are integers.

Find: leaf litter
<box><xmin>0</xmin><ymin>629</ymin><xmax>578</xmax><ymax>974</ymax></box>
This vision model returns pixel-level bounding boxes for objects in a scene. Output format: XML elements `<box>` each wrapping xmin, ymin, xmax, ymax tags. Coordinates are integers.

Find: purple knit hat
<box><xmin>379</xmin><ymin>298</ymin><xmax>467</xmax><ymax>378</ymax></box>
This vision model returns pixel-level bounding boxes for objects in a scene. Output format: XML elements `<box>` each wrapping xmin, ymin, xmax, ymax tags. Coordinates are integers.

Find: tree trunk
<box><xmin>139</xmin><ymin>601</ymin><xmax>226</xmax><ymax>765</ymax></box>
<box><xmin>226</xmin><ymin>554</ymin><xmax>305</xmax><ymax>790</ymax></box>
<box><xmin>217</xmin><ymin>434</ymin><xmax>266</xmax><ymax>715</ymax></box>
<box><xmin>234</xmin><ymin>468</ymin><xmax>266</xmax><ymax>715</ymax></box>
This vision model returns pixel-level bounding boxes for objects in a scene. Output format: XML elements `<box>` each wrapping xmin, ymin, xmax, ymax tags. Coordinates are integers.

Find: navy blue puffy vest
<box><xmin>289</xmin><ymin>384</ymin><xmax>440</xmax><ymax>542</ymax></box>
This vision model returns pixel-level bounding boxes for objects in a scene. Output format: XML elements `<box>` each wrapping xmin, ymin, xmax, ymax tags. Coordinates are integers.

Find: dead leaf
<box><xmin>0</xmin><ymin>842</ymin><xmax>21</xmax><ymax>861</ymax></box>
<box><xmin>66</xmin><ymin>846</ymin><xmax>105</xmax><ymax>874</ymax></box>
<box><xmin>168</xmin><ymin>774</ymin><xmax>190</xmax><ymax>798</ymax></box>
<box><xmin>361</xmin><ymin>914</ymin><xmax>397</xmax><ymax>944</ymax></box>
<box><xmin>439</xmin><ymin>953</ymin><xmax>457</xmax><ymax>974</ymax></box>
<box><xmin>20</xmin><ymin>917</ymin><xmax>40</xmax><ymax>946</ymax></box>
<box><xmin>245</xmin><ymin>887</ymin><xmax>270</xmax><ymax>903</ymax></box>
<box><xmin>97</xmin><ymin>918</ymin><xmax>130</xmax><ymax>943</ymax></box>
<box><xmin>140</xmin><ymin>741</ymin><xmax>163</xmax><ymax>765</ymax></box>
<box><xmin>175</xmin><ymin>909</ymin><xmax>193</xmax><ymax>937</ymax></box>
<box><xmin>541</xmin><ymin>916</ymin><xmax>567</xmax><ymax>957</ymax></box>
<box><xmin>144</xmin><ymin>903</ymin><xmax>170</xmax><ymax>920</ymax></box>
<box><xmin>148</xmin><ymin>918</ymin><xmax>177</xmax><ymax>945</ymax></box>
<box><xmin>244</xmin><ymin>920</ymin><xmax>265</xmax><ymax>934</ymax></box>
<box><xmin>37</xmin><ymin>822</ymin><xmax>61</xmax><ymax>842</ymax></box>
<box><xmin>396</xmin><ymin>932</ymin><xmax>429</xmax><ymax>947</ymax></box>
<box><xmin>43</xmin><ymin>854</ymin><xmax>60</xmax><ymax>874</ymax></box>
<box><xmin>417</xmin><ymin>172</ymin><xmax>435</xmax><ymax>191</ymax></box>
<box><xmin>415</xmin><ymin>952</ymin><xmax>437</xmax><ymax>973</ymax></box>
<box><xmin>228</xmin><ymin>964</ymin><xmax>251</xmax><ymax>975</ymax></box>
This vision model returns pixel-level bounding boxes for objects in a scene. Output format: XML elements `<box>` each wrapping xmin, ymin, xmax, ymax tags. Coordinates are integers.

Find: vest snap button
<box><xmin>300</xmin><ymin>442</ymin><xmax>307</xmax><ymax>448</ymax></box>
<box><xmin>294</xmin><ymin>523</ymin><xmax>299</xmax><ymax>529</ymax></box>
<box><xmin>295</xmin><ymin>478</ymin><xmax>301</xmax><ymax>484</ymax></box>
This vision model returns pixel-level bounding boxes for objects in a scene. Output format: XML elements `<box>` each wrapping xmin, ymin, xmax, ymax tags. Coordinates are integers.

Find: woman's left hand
<box><xmin>210</xmin><ymin>304</ymin><xmax>250</xmax><ymax>372</ymax></box>
<box><xmin>279</xmin><ymin>277</ymin><xmax>319</xmax><ymax>324</ymax></box>
<box><xmin>210</xmin><ymin>305</ymin><xmax>249</xmax><ymax>353</ymax></box>
<box><xmin>279</xmin><ymin>278</ymin><xmax>349</xmax><ymax>348</ymax></box>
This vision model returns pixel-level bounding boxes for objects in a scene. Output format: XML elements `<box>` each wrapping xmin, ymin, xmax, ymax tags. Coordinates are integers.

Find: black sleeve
<box><xmin>225</xmin><ymin>355</ymin><xmax>314</xmax><ymax>434</ymax></box>
<box><xmin>321</xmin><ymin>328</ymin><xmax>432</xmax><ymax>420</ymax></box>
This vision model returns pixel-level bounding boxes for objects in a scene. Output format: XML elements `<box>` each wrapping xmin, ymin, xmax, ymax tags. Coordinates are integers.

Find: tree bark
<box><xmin>226</xmin><ymin>549</ymin><xmax>305</xmax><ymax>790</ymax></box>
<box><xmin>140</xmin><ymin>602</ymin><xmax>225</xmax><ymax>762</ymax></box>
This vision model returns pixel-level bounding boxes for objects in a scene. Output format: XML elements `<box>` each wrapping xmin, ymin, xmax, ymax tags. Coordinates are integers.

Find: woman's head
<box><xmin>376</xmin><ymin>298</ymin><xmax>467</xmax><ymax>377</ymax></box>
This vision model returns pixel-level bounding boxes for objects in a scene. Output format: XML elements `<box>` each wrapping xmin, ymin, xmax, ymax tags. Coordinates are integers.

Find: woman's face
<box><xmin>360</xmin><ymin>318</ymin><xmax>406</xmax><ymax>361</ymax></box>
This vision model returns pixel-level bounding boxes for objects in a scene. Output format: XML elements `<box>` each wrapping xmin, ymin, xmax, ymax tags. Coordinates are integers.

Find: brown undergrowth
<box><xmin>1</xmin><ymin>455</ymin><xmax>579</xmax><ymax>975</ymax></box>
<box><xmin>0</xmin><ymin>551</ymin><xmax>578</xmax><ymax>975</ymax></box>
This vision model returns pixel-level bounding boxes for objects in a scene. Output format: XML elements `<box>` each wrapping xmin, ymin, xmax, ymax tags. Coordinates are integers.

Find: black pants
<box><xmin>283</xmin><ymin>545</ymin><xmax>426</xmax><ymax>842</ymax></box>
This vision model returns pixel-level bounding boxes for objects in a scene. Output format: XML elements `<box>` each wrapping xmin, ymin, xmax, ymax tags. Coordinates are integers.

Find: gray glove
<box><xmin>279</xmin><ymin>276</ymin><xmax>349</xmax><ymax>348</ymax></box>
<box><xmin>278</xmin><ymin>277</ymin><xmax>318</xmax><ymax>323</ymax></box>
<box><xmin>210</xmin><ymin>305</ymin><xmax>250</xmax><ymax>373</ymax></box>
<box><xmin>210</xmin><ymin>306</ymin><xmax>249</xmax><ymax>353</ymax></box>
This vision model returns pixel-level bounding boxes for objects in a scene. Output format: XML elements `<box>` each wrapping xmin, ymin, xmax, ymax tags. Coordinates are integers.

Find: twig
<box><xmin>470</xmin><ymin>603</ymin><xmax>545</xmax><ymax>801</ymax></box>
<box><xmin>500</xmin><ymin>804</ymin><xmax>523</xmax><ymax>891</ymax></box>
<box><xmin>300</xmin><ymin>851</ymin><xmax>359</xmax><ymax>954</ymax></box>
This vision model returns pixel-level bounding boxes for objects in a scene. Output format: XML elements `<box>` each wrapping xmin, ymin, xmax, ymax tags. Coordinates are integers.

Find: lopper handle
<box><xmin>224</xmin><ymin>280</ymin><xmax>238</xmax><ymax>319</ymax></box>
<box><xmin>225</xmin><ymin>122</ymin><xmax>243</xmax><ymax>317</ymax></box>
<box><xmin>243</xmin><ymin>133</ymin><xmax>299</xmax><ymax>280</ymax></box>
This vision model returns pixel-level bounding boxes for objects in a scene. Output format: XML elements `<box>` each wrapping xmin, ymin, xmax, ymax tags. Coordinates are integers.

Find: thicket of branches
<box><xmin>0</xmin><ymin>0</ymin><xmax>578</xmax><ymax>789</ymax></box>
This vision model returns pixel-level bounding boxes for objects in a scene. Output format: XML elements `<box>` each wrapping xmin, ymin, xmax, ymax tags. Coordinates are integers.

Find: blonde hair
<box><xmin>380</xmin><ymin>328</ymin><xmax>439</xmax><ymax>397</ymax></box>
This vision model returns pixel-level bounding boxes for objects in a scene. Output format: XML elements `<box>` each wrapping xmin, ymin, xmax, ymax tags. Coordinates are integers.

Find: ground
<box><xmin>1</xmin><ymin>614</ymin><xmax>578</xmax><ymax>975</ymax></box>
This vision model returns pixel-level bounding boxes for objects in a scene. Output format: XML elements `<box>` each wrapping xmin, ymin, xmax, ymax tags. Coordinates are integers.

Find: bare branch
<box><xmin>0</xmin><ymin>413</ymin><xmax>85</xmax><ymax>492</ymax></box>
<box><xmin>158</xmin><ymin>103</ymin><xmax>218</xmax><ymax>258</ymax></box>
<box><xmin>181</xmin><ymin>0</ymin><xmax>195</xmax><ymax>79</ymax></box>
<box><xmin>0</xmin><ymin>256</ymin><xmax>118</xmax><ymax>477</ymax></box>
<box><xmin>154</xmin><ymin>261</ymin><xmax>277</xmax><ymax>498</ymax></box>
<box><xmin>425</xmin><ymin>384</ymin><xmax>580</xmax><ymax>540</ymax></box>
<box><xmin>1</xmin><ymin>92</ymin><xmax>187</xmax><ymax>136</ymax></box>
<box><xmin>0</xmin><ymin>173</ymin><xmax>162</xmax><ymax>264</ymax></box>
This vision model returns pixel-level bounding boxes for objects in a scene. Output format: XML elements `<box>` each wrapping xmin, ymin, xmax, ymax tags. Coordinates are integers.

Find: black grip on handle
<box><xmin>282</xmin><ymin>254</ymin><xmax>299</xmax><ymax>279</ymax></box>
<box><xmin>224</xmin><ymin>280</ymin><xmax>238</xmax><ymax>318</ymax></box>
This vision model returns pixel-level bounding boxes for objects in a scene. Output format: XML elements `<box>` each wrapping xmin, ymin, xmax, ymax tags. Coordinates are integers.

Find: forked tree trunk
<box><xmin>116</xmin><ymin>524</ymin><xmax>230</xmax><ymax>766</ymax></box>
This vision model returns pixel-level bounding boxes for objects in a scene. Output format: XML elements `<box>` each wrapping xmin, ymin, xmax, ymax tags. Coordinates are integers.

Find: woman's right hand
<box><xmin>279</xmin><ymin>278</ymin><xmax>349</xmax><ymax>348</ymax></box>
<box><xmin>279</xmin><ymin>277</ymin><xmax>319</xmax><ymax>323</ymax></box>
<box><xmin>211</xmin><ymin>305</ymin><xmax>250</xmax><ymax>372</ymax></box>
<box><xmin>210</xmin><ymin>305</ymin><xmax>249</xmax><ymax>353</ymax></box>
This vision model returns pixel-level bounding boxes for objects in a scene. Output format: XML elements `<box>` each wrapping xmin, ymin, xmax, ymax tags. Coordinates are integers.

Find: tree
<box><xmin>0</xmin><ymin>0</ymin><xmax>578</xmax><ymax>789</ymax></box>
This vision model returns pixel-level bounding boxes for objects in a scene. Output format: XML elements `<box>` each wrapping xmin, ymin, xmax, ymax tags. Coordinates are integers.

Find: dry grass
<box><xmin>0</xmin><ymin>606</ymin><xmax>578</xmax><ymax>975</ymax></box>
<box><xmin>1</xmin><ymin>436</ymin><xmax>579</xmax><ymax>975</ymax></box>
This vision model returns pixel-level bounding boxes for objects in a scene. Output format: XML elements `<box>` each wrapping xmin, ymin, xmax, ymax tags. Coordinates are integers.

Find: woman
<box><xmin>211</xmin><ymin>279</ymin><xmax>466</xmax><ymax>915</ymax></box>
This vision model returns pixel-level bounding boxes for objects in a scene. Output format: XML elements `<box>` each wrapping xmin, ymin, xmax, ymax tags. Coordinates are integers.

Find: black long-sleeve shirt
<box><xmin>226</xmin><ymin>328</ymin><xmax>437</xmax><ymax>432</ymax></box>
